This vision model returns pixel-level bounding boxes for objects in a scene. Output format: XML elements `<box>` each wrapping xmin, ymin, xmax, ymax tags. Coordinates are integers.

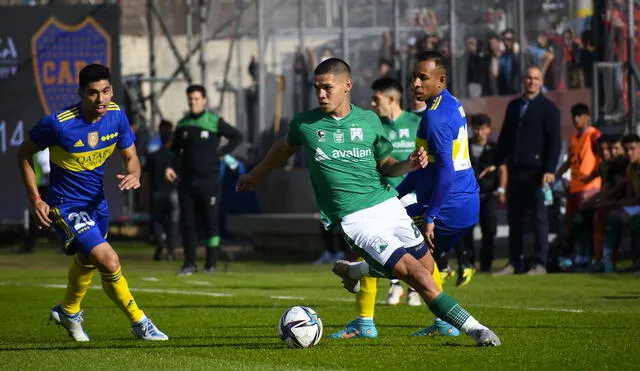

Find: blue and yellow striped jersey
<box><xmin>29</xmin><ymin>102</ymin><xmax>135</xmax><ymax>204</ymax></box>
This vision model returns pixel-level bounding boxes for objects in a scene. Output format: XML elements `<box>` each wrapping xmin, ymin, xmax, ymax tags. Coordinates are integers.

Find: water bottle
<box><xmin>542</xmin><ymin>183</ymin><xmax>553</xmax><ymax>206</ymax></box>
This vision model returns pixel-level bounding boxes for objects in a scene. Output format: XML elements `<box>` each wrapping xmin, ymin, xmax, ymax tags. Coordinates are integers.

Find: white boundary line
<box><xmin>0</xmin><ymin>281</ymin><xmax>614</xmax><ymax>313</ymax></box>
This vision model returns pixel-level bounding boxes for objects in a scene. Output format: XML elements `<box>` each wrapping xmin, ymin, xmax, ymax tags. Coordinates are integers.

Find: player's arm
<box><xmin>423</xmin><ymin>112</ymin><xmax>456</xmax><ymax>225</ymax></box>
<box><xmin>236</xmin><ymin>138</ymin><xmax>299</xmax><ymax>191</ymax></box>
<box><xmin>217</xmin><ymin>118</ymin><xmax>244</xmax><ymax>156</ymax></box>
<box><xmin>377</xmin><ymin>147</ymin><xmax>427</xmax><ymax>178</ymax></box>
<box><xmin>118</xmin><ymin>144</ymin><xmax>141</xmax><ymax>191</ymax></box>
<box><xmin>17</xmin><ymin>138</ymin><xmax>46</xmax><ymax>207</ymax></box>
<box><xmin>396</xmin><ymin>170</ymin><xmax>420</xmax><ymax>198</ymax></box>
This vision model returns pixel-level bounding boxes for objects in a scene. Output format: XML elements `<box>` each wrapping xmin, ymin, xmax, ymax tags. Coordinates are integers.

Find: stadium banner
<box><xmin>0</xmin><ymin>4</ymin><xmax>123</xmax><ymax>221</ymax></box>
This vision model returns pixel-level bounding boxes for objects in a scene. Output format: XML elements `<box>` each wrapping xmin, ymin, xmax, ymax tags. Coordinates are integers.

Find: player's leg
<box><xmin>150</xmin><ymin>192</ymin><xmax>168</xmax><ymax>261</ymax></box>
<box><xmin>165</xmin><ymin>190</ymin><xmax>180</xmax><ymax>261</ymax></box>
<box><xmin>593</xmin><ymin>210</ymin><xmax>605</xmax><ymax>265</ymax></box>
<box><xmin>479</xmin><ymin>194</ymin><xmax>497</xmax><ymax>272</ymax></box>
<box><xmin>602</xmin><ymin>207</ymin><xmax>632</xmax><ymax>272</ymax></box>
<box><xmin>198</xmin><ymin>181</ymin><xmax>222</xmax><ymax>272</ymax></box>
<box><xmin>178</xmin><ymin>185</ymin><xmax>198</xmax><ymax>275</ymax></box>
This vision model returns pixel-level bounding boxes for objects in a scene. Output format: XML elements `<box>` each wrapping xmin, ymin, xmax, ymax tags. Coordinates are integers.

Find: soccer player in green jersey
<box><xmin>237</xmin><ymin>58</ymin><xmax>500</xmax><ymax>346</ymax></box>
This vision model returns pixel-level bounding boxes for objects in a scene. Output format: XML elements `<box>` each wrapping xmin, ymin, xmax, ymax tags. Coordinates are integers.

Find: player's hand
<box><xmin>236</xmin><ymin>172</ymin><xmax>260</xmax><ymax>192</ymax></box>
<box><xmin>498</xmin><ymin>192</ymin><xmax>507</xmax><ymax>205</ymax></box>
<box><xmin>117</xmin><ymin>174</ymin><xmax>140</xmax><ymax>191</ymax></box>
<box><xmin>542</xmin><ymin>173</ymin><xmax>555</xmax><ymax>185</ymax></box>
<box><xmin>408</xmin><ymin>146</ymin><xmax>428</xmax><ymax>170</ymax></box>
<box><xmin>165</xmin><ymin>167</ymin><xmax>178</xmax><ymax>183</ymax></box>
<box><xmin>33</xmin><ymin>199</ymin><xmax>52</xmax><ymax>229</ymax></box>
<box><xmin>424</xmin><ymin>222</ymin><xmax>436</xmax><ymax>250</ymax></box>
<box><xmin>479</xmin><ymin>165</ymin><xmax>496</xmax><ymax>179</ymax></box>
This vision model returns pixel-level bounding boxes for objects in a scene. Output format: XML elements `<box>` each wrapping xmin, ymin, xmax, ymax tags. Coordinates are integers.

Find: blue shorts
<box><xmin>49</xmin><ymin>200</ymin><xmax>109</xmax><ymax>256</ymax></box>
<box><xmin>404</xmin><ymin>201</ymin><xmax>473</xmax><ymax>254</ymax></box>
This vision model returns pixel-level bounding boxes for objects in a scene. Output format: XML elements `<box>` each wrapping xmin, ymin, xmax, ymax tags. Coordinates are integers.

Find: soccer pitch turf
<box><xmin>0</xmin><ymin>245</ymin><xmax>638</xmax><ymax>370</ymax></box>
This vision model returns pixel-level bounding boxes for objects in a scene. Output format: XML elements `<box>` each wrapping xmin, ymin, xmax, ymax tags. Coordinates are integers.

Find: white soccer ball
<box><xmin>278</xmin><ymin>306</ymin><xmax>323</xmax><ymax>348</ymax></box>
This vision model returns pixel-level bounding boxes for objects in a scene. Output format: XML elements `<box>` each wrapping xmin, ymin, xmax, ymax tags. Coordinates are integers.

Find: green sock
<box><xmin>428</xmin><ymin>293</ymin><xmax>471</xmax><ymax>329</ymax></box>
<box><xmin>206</xmin><ymin>236</ymin><xmax>221</xmax><ymax>267</ymax></box>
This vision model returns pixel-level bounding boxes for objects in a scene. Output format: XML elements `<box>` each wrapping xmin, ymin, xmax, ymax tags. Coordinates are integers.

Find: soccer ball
<box><xmin>278</xmin><ymin>306</ymin><xmax>323</xmax><ymax>348</ymax></box>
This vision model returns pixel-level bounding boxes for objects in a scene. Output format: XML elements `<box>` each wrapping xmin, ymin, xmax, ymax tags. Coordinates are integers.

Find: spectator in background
<box><xmin>494</xmin><ymin>66</ymin><xmax>561</xmax><ymax>275</ymax></box>
<box><xmin>248</xmin><ymin>55</ymin><xmax>258</xmax><ymax>83</ymax></box>
<box><xmin>579</xmin><ymin>29</ymin><xmax>596</xmax><ymax>88</ymax></box>
<box><xmin>144</xmin><ymin>120</ymin><xmax>179</xmax><ymax>262</ymax></box>
<box><xmin>421</xmin><ymin>34</ymin><xmax>440</xmax><ymax>52</ymax></box>
<box><xmin>498</xmin><ymin>29</ymin><xmax>523</xmax><ymax>95</ymax></box>
<box><xmin>487</xmin><ymin>33</ymin><xmax>503</xmax><ymax>96</ymax></box>
<box><xmin>464</xmin><ymin>36</ymin><xmax>489</xmax><ymax>98</ymax></box>
<box><xmin>554</xmin><ymin>104</ymin><xmax>602</xmax><ymax>269</ymax></box>
<box><xmin>460</xmin><ymin>114</ymin><xmax>507</xmax><ymax>273</ymax></box>
<box><xmin>378</xmin><ymin>58</ymin><xmax>399</xmax><ymax>81</ymax></box>
<box><xmin>527</xmin><ymin>32</ymin><xmax>555</xmax><ymax>89</ymax></box>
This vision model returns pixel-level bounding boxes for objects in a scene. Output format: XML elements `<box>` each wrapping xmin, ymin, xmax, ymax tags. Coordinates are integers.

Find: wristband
<box><xmin>32</xmin><ymin>195</ymin><xmax>41</xmax><ymax>202</ymax></box>
<box><xmin>497</xmin><ymin>187</ymin><xmax>505</xmax><ymax>194</ymax></box>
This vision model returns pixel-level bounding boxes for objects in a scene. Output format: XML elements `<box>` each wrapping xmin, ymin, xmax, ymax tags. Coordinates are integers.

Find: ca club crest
<box><xmin>88</xmin><ymin>131</ymin><xmax>99</xmax><ymax>148</ymax></box>
<box><xmin>32</xmin><ymin>17</ymin><xmax>111</xmax><ymax>115</ymax></box>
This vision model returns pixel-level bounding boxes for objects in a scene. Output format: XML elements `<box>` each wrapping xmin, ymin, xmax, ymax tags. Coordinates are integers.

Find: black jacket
<box><xmin>470</xmin><ymin>139</ymin><xmax>498</xmax><ymax>194</ymax></box>
<box><xmin>495</xmin><ymin>93</ymin><xmax>561</xmax><ymax>174</ymax></box>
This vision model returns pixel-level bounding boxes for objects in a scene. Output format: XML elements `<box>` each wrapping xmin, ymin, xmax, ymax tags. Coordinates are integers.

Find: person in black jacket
<box><xmin>144</xmin><ymin>120</ymin><xmax>179</xmax><ymax>262</ymax></box>
<box><xmin>166</xmin><ymin>85</ymin><xmax>244</xmax><ymax>276</ymax></box>
<box><xmin>458</xmin><ymin>114</ymin><xmax>507</xmax><ymax>274</ymax></box>
<box><xmin>493</xmin><ymin>66</ymin><xmax>561</xmax><ymax>275</ymax></box>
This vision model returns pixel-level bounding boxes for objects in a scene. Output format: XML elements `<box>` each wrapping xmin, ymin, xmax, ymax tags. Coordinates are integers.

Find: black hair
<box><xmin>159</xmin><ymin>120</ymin><xmax>174</xmax><ymax>129</ymax></box>
<box><xmin>471</xmin><ymin>113</ymin><xmax>492</xmax><ymax>127</ymax></box>
<box><xmin>186</xmin><ymin>84</ymin><xmax>207</xmax><ymax>97</ymax></box>
<box><xmin>622</xmin><ymin>133</ymin><xmax>640</xmax><ymax>144</ymax></box>
<box><xmin>79</xmin><ymin>64</ymin><xmax>111</xmax><ymax>90</ymax></box>
<box><xmin>415</xmin><ymin>51</ymin><xmax>448</xmax><ymax>75</ymax></box>
<box><xmin>370</xmin><ymin>77</ymin><xmax>403</xmax><ymax>96</ymax></box>
<box><xmin>314</xmin><ymin>57</ymin><xmax>352</xmax><ymax>77</ymax></box>
<box><xmin>570</xmin><ymin>103</ymin><xmax>590</xmax><ymax>117</ymax></box>
<box><xmin>379</xmin><ymin>58</ymin><xmax>393</xmax><ymax>68</ymax></box>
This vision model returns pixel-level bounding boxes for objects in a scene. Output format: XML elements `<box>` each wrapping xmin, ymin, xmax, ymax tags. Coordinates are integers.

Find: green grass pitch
<box><xmin>0</xmin><ymin>245</ymin><xmax>639</xmax><ymax>370</ymax></box>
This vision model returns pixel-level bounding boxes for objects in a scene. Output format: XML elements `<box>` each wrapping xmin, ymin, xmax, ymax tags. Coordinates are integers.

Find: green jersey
<box><xmin>380</xmin><ymin>111</ymin><xmax>420</xmax><ymax>188</ymax></box>
<box><xmin>287</xmin><ymin>105</ymin><xmax>397</xmax><ymax>225</ymax></box>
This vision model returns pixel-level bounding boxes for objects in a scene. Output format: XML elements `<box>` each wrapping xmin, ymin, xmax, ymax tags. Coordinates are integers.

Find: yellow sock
<box><xmin>61</xmin><ymin>255</ymin><xmax>96</xmax><ymax>314</ymax></box>
<box><xmin>432</xmin><ymin>262</ymin><xmax>443</xmax><ymax>292</ymax></box>
<box><xmin>356</xmin><ymin>276</ymin><xmax>379</xmax><ymax>318</ymax></box>
<box><xmin>100</xmin><ymin>266</ymin><xmax>144</xmax><ymax>323</ymax></box>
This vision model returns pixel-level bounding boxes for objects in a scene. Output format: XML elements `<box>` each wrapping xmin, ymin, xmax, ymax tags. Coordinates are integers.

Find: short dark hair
<box><xmin>571</xmin><ymin>103</ymin><xmax>590</xmax><ymax>117</ymax></box>
<box><xmin>186</xmin><ymin>84</ymin><xmax>207</xmax><ymax>97</ymax></box>
<box><xmin>314</xmin><ymin>57</ymin><xmax>352</xmax><ymax>77</ymax></box>
<box><xmin>79</xmin><ymin>64</ymin><xmax>111</xmax><ymax>90</ymax></box>
<box><xmin>379</xmin><ymin>58</ymin><xmax>393</xmax><ymax>68</ymax></box>
<box><xmin>607</xmin><ymin>135</ymin><xmax>622</xmax><ymax>144</ymax></box>
<box><xmin>415</xmin><ymin>51</ymin><xmax>448</xmax><ymax>75</ymax></box>
<box><xmin>159</xmin><ymin>120</ymin><xmax>173</xmax><ymax>129</ymax></box>
<box><xmin>622</xmin><ymin>133</ymin><xmax>640</xmax><ymax>144</ymax></box>
<box><xmin>471</xmin><ymin>113</ymin><xmax>492</xmax><ymax>127</ymax></box>
<box><xmin>501</xmin><ymin>28</ymin><xmax>516</xmax><ymax>37</ymax></box>
<box><xmin>370</xmin><ymin>77</ymin><xmax>403</xmax><ymax>96</ymax></box>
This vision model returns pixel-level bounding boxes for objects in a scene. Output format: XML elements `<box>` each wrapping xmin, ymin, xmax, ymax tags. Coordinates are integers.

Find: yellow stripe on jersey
<box><xmin>415</xmin><ymin>138</ymin><xmax>435</xmax><ymax>163</ymax></box>
<box><xmin>51</xmin><ymin>207</ymin><xmax>74</xmax><ymax>240</ymax></box>
<box><xmin>50</xmin><ymin>143</ymin><xmax>116</xmax><ymax>172</ymax></box>
<box><xmin>108</xmin><ymin>102</ymin><xmax>120</xmax><ymax>111</ymax></box>
<box><xmin>57</xmin><ymin>108</ymin><xmax>80</xmax><ymax>123</ymax></box>
<box><xmin>429</xmin><ymin>96</ymin><xmax>442</xmax><ymax>111</ymax></box>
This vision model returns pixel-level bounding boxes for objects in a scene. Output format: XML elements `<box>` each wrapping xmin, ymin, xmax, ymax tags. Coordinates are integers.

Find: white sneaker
<box><xmin>468</xmin><ymin>326</ymin><xmax>501</xmax><ymax>346</ymax></box>
<box><xmin>386</xmin><ymin>284</ymin><xmax>404</xmax><ymax>305</ymax></box>
<box><xmin>49</xmin><ymin>305</ymin><xmax>90</xmax><ymax>342</ymax></box>
<box><xmin>132</xmin><ymin>316</ymin><xmax>169</xmax><ymax>341</ymax></box>
<box><xmin>407</xmin><ymin>289</ymin><xmax>422</xmax><ymax>306</ymax></box>
<box><xmin>313</xmin><ymin>251</ymin><xmax>334</xmax><ymax>264</ymax></box>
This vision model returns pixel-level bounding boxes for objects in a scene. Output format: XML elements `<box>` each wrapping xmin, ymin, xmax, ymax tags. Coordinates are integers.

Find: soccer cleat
<box><xmin>468</xmin><ymin>326</ymin><xmax>501</xmax><ymax>346</ymax></box>
<box><xmin>386</xmin><ymin>283</ymin><xmax>404</xmax><ymax>305</ymax></box>
<box><xmin>132</xmin><ymin>316</ymin><xmax>169</xmax><ymax>341</ymax></box>
<box><xmin>456</xmin><ymin>265</ymin><xmax>477</xmax><ymax>287</ymax></box>
<box><xmin>526</xmin><ymin>264</ymin><xmax>547</xmax><ymax>275</ymax></box>
<box><xmin>412</xmin><ymin>318</ymin><xmax>460</xmax><ymax>337</ymax></box>
<box><xmin>328</xmin><ymin>319</ymin><xmax>377</xmax><ymax>339</ymax></box>
<box><xmin>332</xmin><ymin>260</ymin><xmax>360</xmax><ymax>293</ymax></box>
<box><xmin>440</xmin><ymin>265</ymin><xmax>457</xmax><ymax>281</ymax></box>
<box><xmin>492</xmin><ymin>264</ymin><xmax>516</xmax><ymax>276</ymax></box>
<box><xmin>177</xmin><ymin>265</ymin><xmax>197</xmax><ymax>276</ymax></box>
<box><xmin>407</xmin><ymin>289</ymin><xmax>422</xmax><ymax>306</ymax></box>
<box><xmin>49</xmin><ymin>305</ymin><xmax>90</xmax><ymax>342</ymax></box>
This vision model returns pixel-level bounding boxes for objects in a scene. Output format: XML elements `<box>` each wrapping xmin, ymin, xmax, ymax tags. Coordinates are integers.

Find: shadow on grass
<box><xmin>602</xmin><ymin>295</ymin><xmax>640</xmax><ymax>300</ymax></box>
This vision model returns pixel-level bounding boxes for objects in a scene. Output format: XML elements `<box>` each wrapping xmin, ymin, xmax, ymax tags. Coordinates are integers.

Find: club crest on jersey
<box><xmin>88</xmin><ymin>131</ymin><xmax>99</xmax><ymax>148</ymax></box>
<box><xmin>317</xmin><ymin>130</ymin><xmax>326</xmax><ymax>142</ymax></box>
<box><xmin>350</xmin><ymin>127</ymin><xmax>363</xmax><ymax>142</ymax></box>
<box><xmin>334</xmin><ymin>130</ymin><xmax>344</xmax><ymax>143</ymax></box>
<box><xmin>32</xmin><ymin>16</ymin><xmax>112</xmax><ymax>115</ymax></box>
<box><xmin>399</xmin><ymin>128</ymin><xmax>411</xmax><ymax>139</ymax></box>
